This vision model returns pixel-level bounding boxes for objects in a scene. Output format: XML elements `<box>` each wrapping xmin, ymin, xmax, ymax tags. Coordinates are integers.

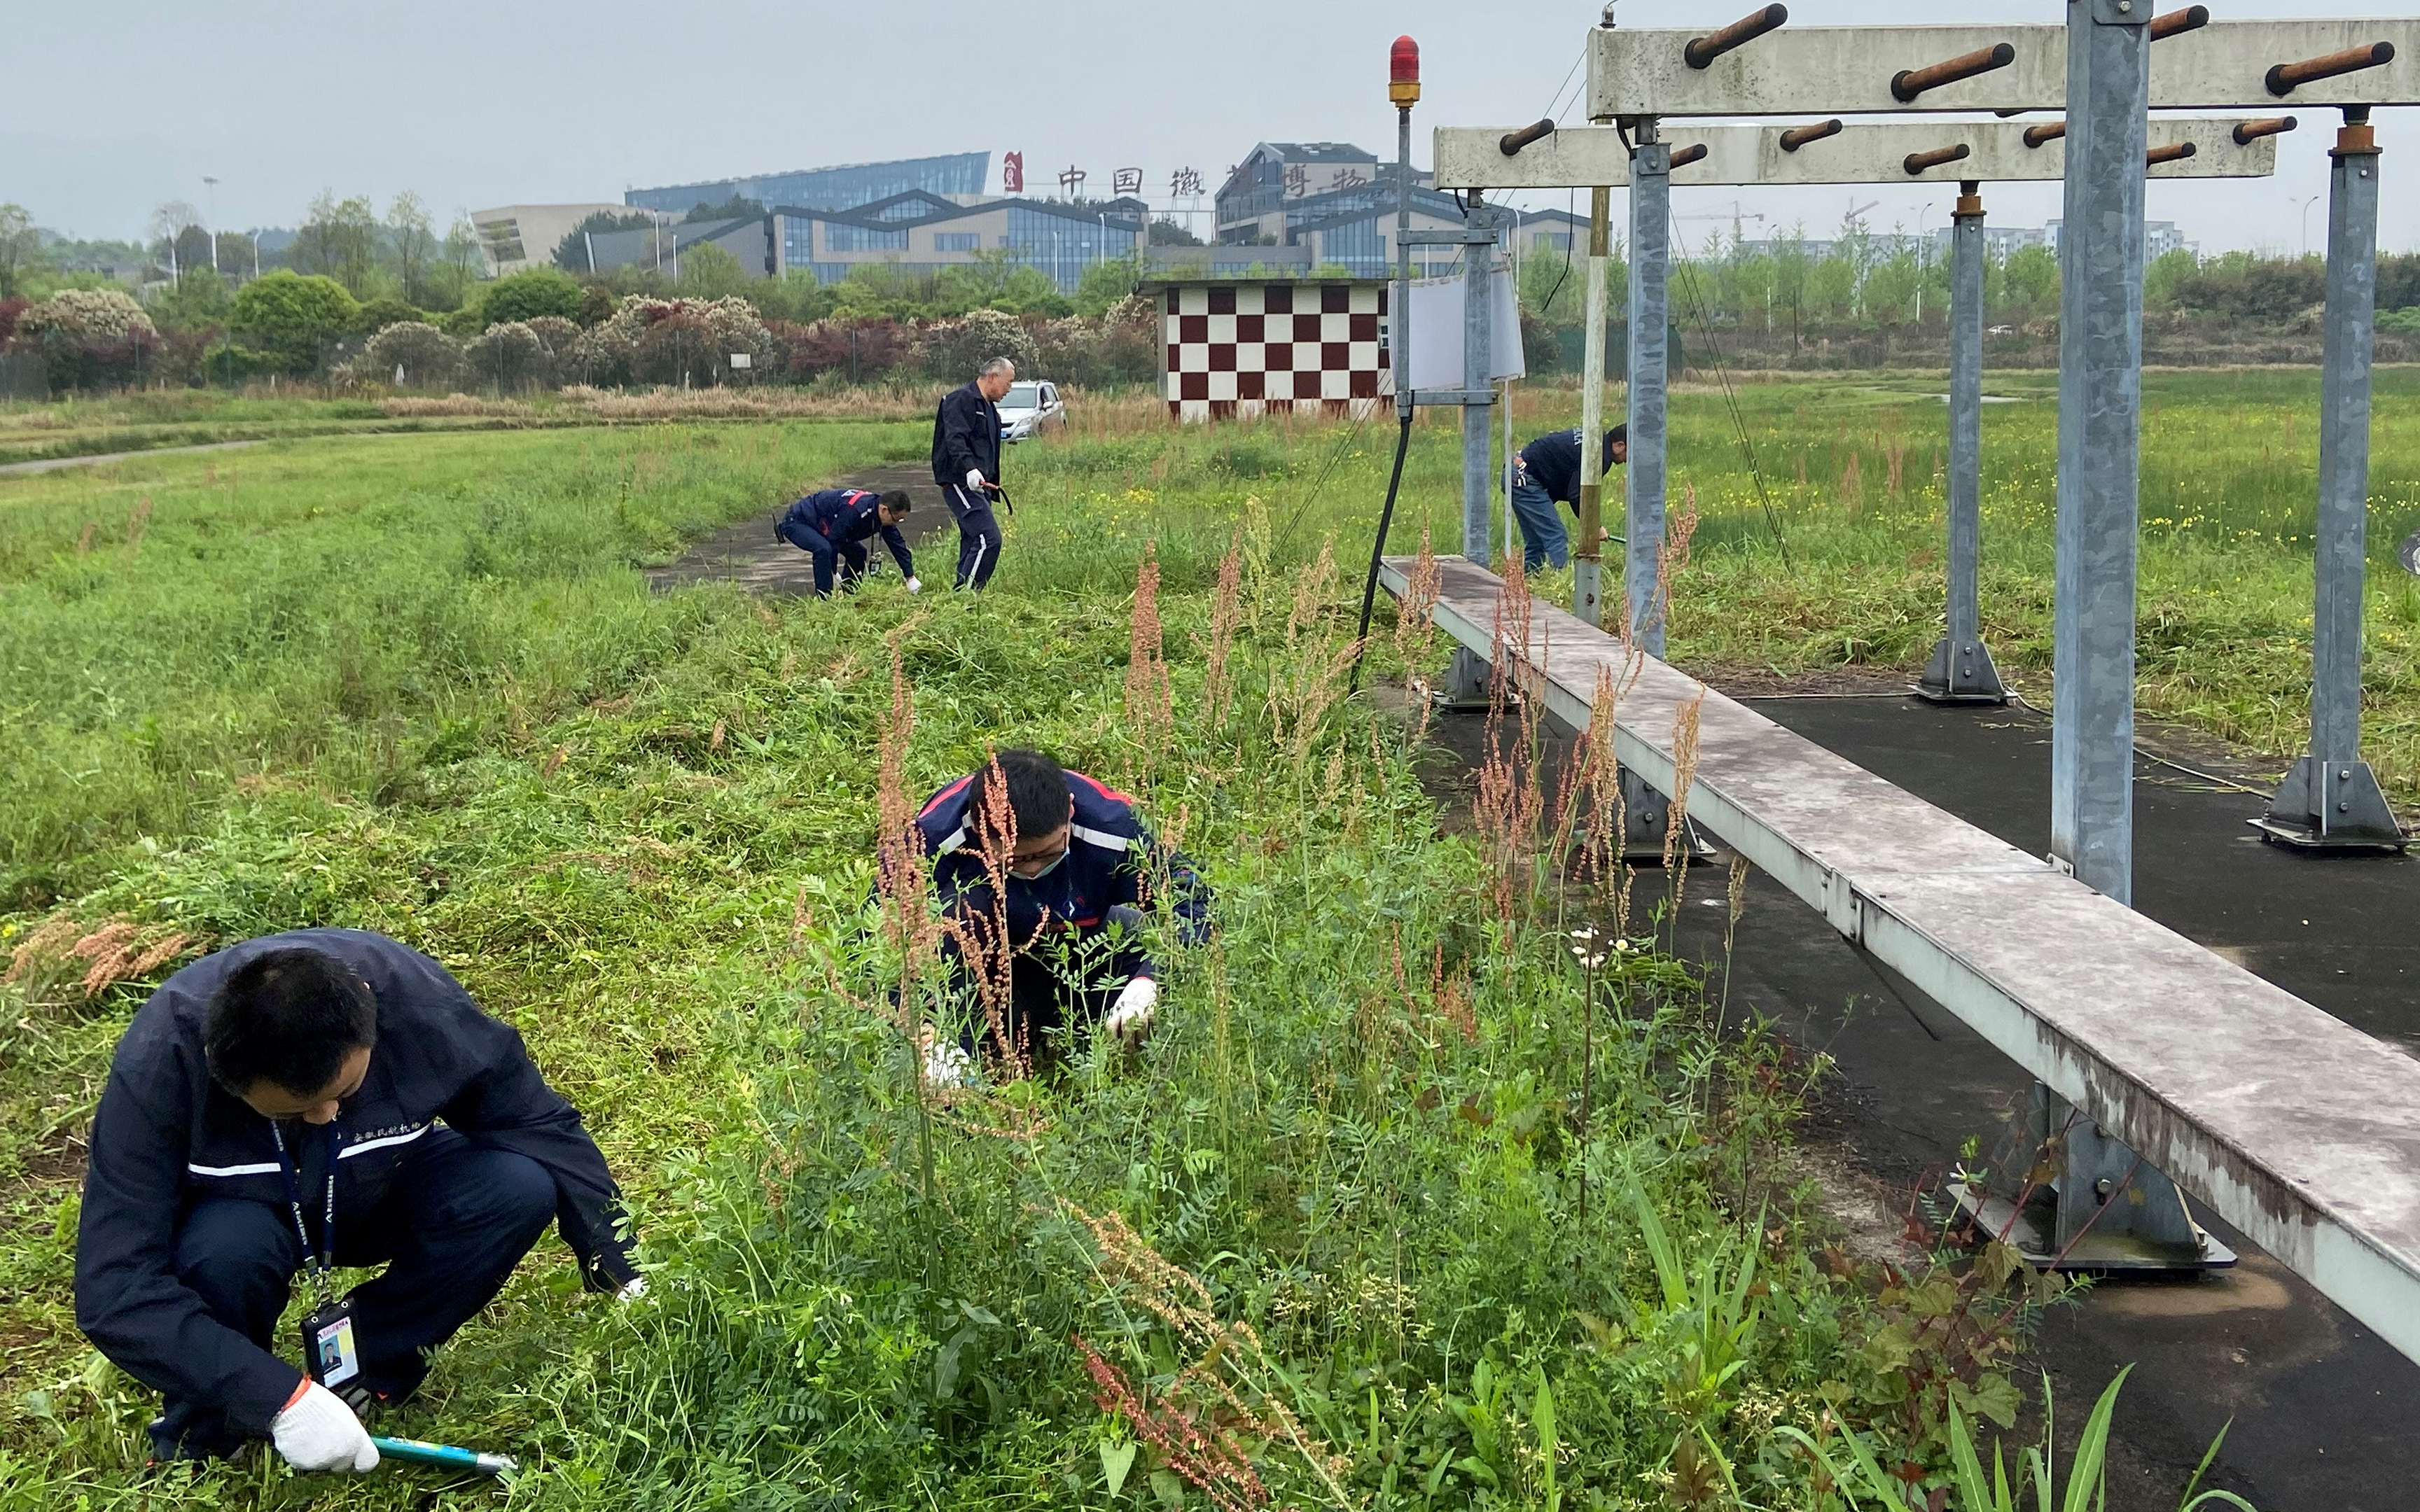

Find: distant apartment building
<box><xmin>1926</xmin><ymin>220</ymin><xmax>2194</xmax><ymax>259</ymax></box>
<box><xmin>625</xmin><ymin>154</ymin><xmax>990</xmax><ymax>216</ymax></box>
<box><xmin>471</xmin><ymin>203</ymin><xmax>630</xmax><ymax>277</ymax></box>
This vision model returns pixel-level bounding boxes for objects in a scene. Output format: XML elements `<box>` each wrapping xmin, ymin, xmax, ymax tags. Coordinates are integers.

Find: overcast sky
<box><xmin>8</xmin><ymin>0</ymin><xmax>2416</xmax><ymax>257</ymax></box>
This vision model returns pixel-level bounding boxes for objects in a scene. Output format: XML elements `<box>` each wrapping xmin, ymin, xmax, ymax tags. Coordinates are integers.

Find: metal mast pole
<box><xmin>1463</xmin><ymin>188</ymin><xmax>1495</xmax><ymax>567</ymax></box>
<box><xmin>1396</xmin><ymin>102</ymin><xmax>1412</xmax><ymax>428</ymax></box>
<box><xmin>2257</xmin><ymin>107</ymin><xmax>2406</xmax><ymax>848</ymax></box>
<box><xmin>1919</xmin><ymin>178</ymin><xmax>2008</xmax><ymax>704</ymax></box>
<box><xmin>2050</xmin><ymin>0</ymin><xmax>2150</xmax><ymax>904</ymax></box>
<box><xmin>1626</xmin><ymin>122</ymin><xmax>1670</xmax><ymax>654</ymax></box>
<box><xmin>1576</xmin><ymin>185</ymin><xmax>1613</xmax><ymax>629</ymax></box>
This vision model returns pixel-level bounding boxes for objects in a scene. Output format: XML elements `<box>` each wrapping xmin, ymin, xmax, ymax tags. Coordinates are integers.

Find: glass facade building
<box><xmin>627</xmin><ymin>153</ymin><xmax>989</xmax><ymax>216</ymax></box>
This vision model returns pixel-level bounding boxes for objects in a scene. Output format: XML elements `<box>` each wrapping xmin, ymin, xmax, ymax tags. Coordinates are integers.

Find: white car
<box><xmin>998</xmin><ymin>381</ymin><xmax>1066</xmax><ymax>442</ymax></box>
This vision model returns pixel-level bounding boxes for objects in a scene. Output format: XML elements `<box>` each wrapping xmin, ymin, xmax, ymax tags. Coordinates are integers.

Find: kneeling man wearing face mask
<box><xmin>907</xmin><ymin>748</ymin><xmax>1211</xmax><ymax>1080</ymax></box>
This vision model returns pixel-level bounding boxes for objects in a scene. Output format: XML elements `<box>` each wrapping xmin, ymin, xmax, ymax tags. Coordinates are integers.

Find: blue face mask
<box><xmin>1010</xmin><ymin>839</ymin><xmax>1069</xmax><ymax>881</ymax></box>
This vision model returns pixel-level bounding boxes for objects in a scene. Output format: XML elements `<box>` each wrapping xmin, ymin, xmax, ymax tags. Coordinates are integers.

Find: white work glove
<box><xmin>905</xmin><ymin>576</ymin><xmax>922</xmax><ymax>594</ymax></box>
<box><xmin>922</xmin><ymin>1028</ymin><xmax>974</xmax><ymax>1089</ymax></box>
<box><xmin>1104</xmin><ymin>976</ymin><xmax>1158</xmax><ymax>1042</ymax></box>
<box><xmin>619</xmin><ymin>1275</ymin><xmax>648</xmax><ymax>1301</ymax></box>
<box><xmin>271</xmin><ymin>1379</ymin><xmax>380</xmax><ymax>1473</ymax></box>
<box><xmin>965</xmin><ymin>469</ymin><xmax>986</xmax><ymax>493</ymax></box>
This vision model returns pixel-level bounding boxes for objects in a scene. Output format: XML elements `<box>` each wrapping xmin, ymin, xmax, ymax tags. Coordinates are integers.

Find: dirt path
<box><xmin>0</xmin><ymin>440</ymin><xmax>263</xmax><ymax>477</ymax></box>
<box><xmin>646</xmin><ymin>465</ymin><xmax>962</xmax><ymax>596</ymax></box>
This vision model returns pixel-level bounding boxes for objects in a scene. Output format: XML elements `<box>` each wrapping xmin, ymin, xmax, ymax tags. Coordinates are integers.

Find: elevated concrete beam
<box><xmin>1587</xmin><ymin>20</ymin><xmax>2420</xmax><ymax>118</ymax></box>
<box><xmin>1434</xmin><ymin>118</ymin><xmax>2278</xmax><ymax>190</ymax></box>
<box><xmin>1382</xmin><ymin>554</ymin><xmax>2420</xmax><ymax>1364</ymax></box>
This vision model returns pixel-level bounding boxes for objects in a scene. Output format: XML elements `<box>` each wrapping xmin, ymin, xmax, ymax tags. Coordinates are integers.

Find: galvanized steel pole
<box><xmin>1576</xmin><ymin>186</ymin><xmax>1613</xmax><ymax>629</ymax></box>
<box><xmin>2255</xmin><ymin>107</ymin><xmax>2407</xmax><ymax>848</ymax></box>
<box><xmin>2050</xmin><ymin>0</ymin><xmax>2149</xmax><ymax>906</ymax></box>
<box><xmin>1464</xmin><ymin>189</ymin><xmax>1495</xmax><ymax>567</ymax></box>
<box><xmin>1919</xmin><ymin>180</ymin><xmax>2008</xmax><ymax>704</ymax></box>
<box><xmin>1396</xmin><ymin>104</ymin><xmax>1412</xmax><ymax>424</ymax></box>
<box><xmin>1626</xmin><ymin>125</ymin><xmax>1671</xmax><ymax>654</ymax></box>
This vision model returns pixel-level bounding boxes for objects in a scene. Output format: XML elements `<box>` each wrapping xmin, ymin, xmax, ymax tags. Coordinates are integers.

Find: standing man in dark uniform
<box><xmin>931</xmin><ymin>356</ymin><xmax>1014</xmax><ymax>590</ymax></box>
<box><xmin>74</xmin><ymin>930</ymin><xmax>640</xmax><ymax>1471</ymax></box>
<box><xmin>1508</xmin><ymin>423</ymin><xmax>1626</xmax><ymax>574</ymax></box>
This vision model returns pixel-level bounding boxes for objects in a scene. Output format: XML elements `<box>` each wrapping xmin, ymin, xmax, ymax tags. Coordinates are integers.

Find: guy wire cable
<box><xmin>1349</xmin><ymin>405</ymin><xmax>1418</xmax><ymax>695</ymax></box>
<box><xmin>1668</xmin><ymin>206</ymin><xmax>1793</xmax><ymax>568</ymax></box>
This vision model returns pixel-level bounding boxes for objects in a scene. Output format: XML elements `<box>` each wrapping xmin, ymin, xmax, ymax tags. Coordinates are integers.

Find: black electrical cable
<box><xmin>1669</xmin><ymin>211</ymin><xmax>1792</xmax><ymax>567</ymax></box>
<box><xmin>1349</xmin><ymin>410</ymin><xmax>1419</xmax><ymax>695</ymax></box>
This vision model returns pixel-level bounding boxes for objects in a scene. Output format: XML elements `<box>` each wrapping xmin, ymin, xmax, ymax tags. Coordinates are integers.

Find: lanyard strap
<box><xmin>270</xmin><ymin>1119</ymin><xmax>340</xmax><ymax>1306</ymax></box>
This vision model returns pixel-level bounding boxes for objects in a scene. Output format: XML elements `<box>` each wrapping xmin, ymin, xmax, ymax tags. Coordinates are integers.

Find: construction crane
<box><xmin>1675</xmin><ymin>199</ymin><xmax>1769</xmax><ymax>248</ymax></box>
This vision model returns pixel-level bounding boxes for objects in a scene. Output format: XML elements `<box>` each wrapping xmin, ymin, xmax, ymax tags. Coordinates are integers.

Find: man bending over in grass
<box><xmin>774</xmin><ymin>486</ymin><xmax>922</xmax><ymax>598</ymax></box>
<box><xmin>1508</xmin><ymin>422</ymin><xmax>1625</xmax><ymax>574</ymax></box>
<box><xmin>76</xmin><ymin>930</ymin><xmax>641</xmax><ymax>1473</ymax></box>
<box><xmin>910</xmin><ymin>748</ymin><xmax>1211</xmax><ymax>1082</ymax></box>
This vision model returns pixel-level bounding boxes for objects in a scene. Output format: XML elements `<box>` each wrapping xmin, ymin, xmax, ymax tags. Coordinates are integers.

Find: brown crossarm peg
<box><xmin>2231</xmin><ymin>115</ymin><xmax>2297</xmax><ymax>145</ymax></box>
<box><xmin>1891</xmin><ymin>43</ymin><xmax>2017</xmax><ymax>104</ymax></box>
<box><xmin>1668</xmin><ymin>143</ymin><xmax>1709</xmax><ymax>169</ymax></box>
<box><xmin>2145</xmin><ymin>141</ymin><xmax>2199</xmax><ymax>166</ymax></box>
<box><xmin>2267</xmin><ymin>41</ymin><xmax>2395</xmax><ymax>98</ymax></box>
<box><xmin>2023</xmin><ymin>122</ymin><xmax>2067</xmax><ymax>148</ymax></box>
<box><xmin>2149</xmin><ymin>6</ymin><xmax>2210</xmax><ymax>42</ymax></box>
<box><xmin>1903</xmin><ymin>143</ymin><xmax>1973</xmax><ymax>176</ymax></box>
<box><xmin>1684</xmin><ymin>4</ymin><xmax>1788</xmax><ymax>69</ymax></box>
<box><xmin>1499</xmin><ymin>120</ymin><xmax>1557</xmax><ymax>157</ymax></box>
<box><xmin>1778</xmin><ymin>118</ymin><xmax>1843</xmax><ymax>152</ymax></box>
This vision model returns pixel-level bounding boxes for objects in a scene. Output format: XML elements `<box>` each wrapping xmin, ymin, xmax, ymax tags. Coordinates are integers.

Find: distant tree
<box><xmin>388</xmin><ymin>192</ymin><xmax>439</xmax><ymax>307</ymax></box>
<box><xmin>16</xmin><ymin>287</ymin><xmax>158</xmax><ymax>389</ymax></box>
<box><xmin>1146</xmin><ymin>218</ymin><xmax>1202</xmax><ymax>247</ymax></box>
<box><xmin>148</xmin><ymin>200</ymin><xmax>205</xmax><ymax>281</ymax></box>
<box><xmin>2378</xmin><ymin>252</ymin><xmax>2420</xmax><ymax>312</ymax></box>
<box><xmin>550</xmin><ymin>210</ymin><xmax>655</xmax><ymax>273</ymax></box>
<box><xmin>425</xmin><ymin>214</ymin><xmax>482</xmax><ymax>312</ymax></box>
<box><xmin>1998</xmin><ymin>244</ymin><xmax>2059</xmax><ymax>318</ymax></box>
<box><xmin>2174</xmin><ymin>250</ymin><xmax>2325</xmax><ymax>322</ymax></box>
<box><xmin>353</xmin><ymin>321</ymin><xmax>464</xmax><ymax>389</ymax></box>
<box><xmin>676</xmin><ymin>241</ymin><xmax>750</xmax><ymax>299</ymax></box>
<box><xmin>1073</xmin><ymin>252</ymin><xmax>1141</xmax><ymax>316</ymax></box>
<box><xmin>352</xmin><ymin>297</ymin><xmax>424</xmax><ymax>336</ymax></box>
<box><xmin>748</xmin><ymin>268</ymin><xmax>841</xmax><ymax>324</ymax></box>
<box><xmin>149</xmin><ymin>265</ymin><xmax>233</xmax><ymax>330</ymax></box>
<box><xmin>292</xmin><ymin>192</ymin><xmax>382</xmax><ymax>296</ymax></box>
<box><xmin>466</xmin><ymin>320</ymin><xmax>550</xmax><ymax>393</ymax></box>
<box><xmin>685</xmin><ymin>196</ymin><xmax>764</xmax><ymax>223</ymax></box>
<box><xmin>232</xmin><ymin>269</ymin><xmax>359</xmax><ymax>372</ymax></box>
<box><xmin>0</xmin><ymin>204</ymin><xmax>43</xmax><ymax>298</ymax></box>
<box><xmin>481</xmin><ymin>267</ymin><xmax>585</xmax><ymax>326</ymax></box>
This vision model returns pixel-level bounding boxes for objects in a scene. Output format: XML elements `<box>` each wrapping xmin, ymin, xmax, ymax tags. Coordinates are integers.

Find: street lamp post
<box><xmin>2302</xmin><ymin>192</ymin><xmax>2324</xmax><ymax>255</ymax></box>
<box><xmin>203</xmin><ymin>176</ymin><xmax>219</xmax><ymax>273</ymax></box>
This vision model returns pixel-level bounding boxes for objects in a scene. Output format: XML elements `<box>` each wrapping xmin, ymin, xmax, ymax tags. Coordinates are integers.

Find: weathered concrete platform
<box><xmin>1382</xmin><ymin>554</ymin><xmax>2420</xmax><ymax>1365</ymax></box>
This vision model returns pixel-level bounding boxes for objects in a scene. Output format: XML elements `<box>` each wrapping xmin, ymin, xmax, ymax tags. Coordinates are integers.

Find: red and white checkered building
<box><xmin>1154</xmin><ymin>280</ymin><xmax>1392</xmax><ymax>423</ymax></box>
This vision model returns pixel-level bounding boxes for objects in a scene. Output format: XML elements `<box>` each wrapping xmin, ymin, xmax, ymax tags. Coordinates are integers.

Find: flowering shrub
<box><xmin>1036</xmin><ymin>292</ymin><xmax>1157</xmax><ymax>387</ymax></box>
<box><xmin>582</xmin><ymin>295</ymin><xmax>774</xmax><ymax>387</ymax></box>
<box><xmin>0</xmin><ymin>295</ymin><xmax>27</xmax><ymax>350</ymax></box>
<box><xmin>771</xmin><ymin>316</ymin><xmax>910</xmax><ymax>382</ymax></box>
<box><xmin>350</xmin><ymin>321</ymin><xmax>465</xmax><ymax>390</ymax></box>
<box><xmin>464</xmin><ymin>321</ymin><xmax>551</xmax><ymax>393</ymax></box>
<box><xmin>915</xmin><ymin>306</ymin><xmax>1041</xmax><ymax>382</ymax></box>
<box><xmin>15</xmin><ymin>289</ymin><xmax>159</xmax><ymax>390</ymax></box>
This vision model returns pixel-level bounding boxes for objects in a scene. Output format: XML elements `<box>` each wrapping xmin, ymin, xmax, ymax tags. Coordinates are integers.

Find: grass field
<box><xmin>0</xmin><ymin>375</ymin><xmax>2384</xmax><ymax>1507</ymax></box>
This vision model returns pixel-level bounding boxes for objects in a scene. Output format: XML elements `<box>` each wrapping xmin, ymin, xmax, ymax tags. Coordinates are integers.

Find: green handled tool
<box><xmin>372</xmin><ymin>1434</ymin><xmax>517</xmax><ymax>1476</ymax></box>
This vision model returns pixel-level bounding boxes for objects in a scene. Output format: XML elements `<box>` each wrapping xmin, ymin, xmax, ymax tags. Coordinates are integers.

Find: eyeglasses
<box><xmin>1008</xmin><ymin>835</ymin><xmax>1070</xmax><ymax>879</ymax></box>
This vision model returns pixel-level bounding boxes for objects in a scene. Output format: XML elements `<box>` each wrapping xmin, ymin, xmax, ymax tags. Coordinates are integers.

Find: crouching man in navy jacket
<box><xmin>774</xmin><ymin>486</ymin><xmax>920</xmax><ymax>598</ymax></box>
<box><xmin>910</xmin><ymin>748</ymin><xmax>1209</xmax><ymax>1079</ymax></box>
<box><xmin>74</xmin><ymin>930</ymin><xmax>639</xmax><ymax>1471</ymax></box>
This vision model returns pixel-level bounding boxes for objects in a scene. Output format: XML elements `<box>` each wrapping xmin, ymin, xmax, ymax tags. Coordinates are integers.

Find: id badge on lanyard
<box><xmin>272</xmin><ymin>1120</ymin><xmax>361</xmax><ymax>1390</ymax></box>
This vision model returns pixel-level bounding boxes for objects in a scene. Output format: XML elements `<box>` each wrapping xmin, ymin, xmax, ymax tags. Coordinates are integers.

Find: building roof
<box><xmin>631</xmin><ymin>153</ymin><xmax>988</xmax><ymax>197</ymax></box>
<box><xmin>1257</xmin><ymin>141</ymin><xmax>1378</xmax><ymax>164</ymax></box>
<box><xmin>1282</xmin><ymin>183</ymin><xmax>1515</xmax><ymax>237</ymax></box>
<box><xmin>772</xmin><ymin>193</ymin><xmax>1150</xmax><ymax>234</ymax></box>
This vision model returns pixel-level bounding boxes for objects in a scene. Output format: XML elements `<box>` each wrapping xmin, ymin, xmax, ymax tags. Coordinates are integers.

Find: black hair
<box><xmin>203</xmin><ymin>947</ymin><xmax>379</xmax><ymax>1098</ymax></box>
<box><xmin>879</xmin><ymin>490</ymin><xmax>911</xmax><ymax>515</ymax></box>
<box><xmin>975</xmin><ymin>748</ymin><xmax>1072</xmax><ymax>843</ymax></box>
<box><xmin>1607</xmin><ymin>423</ymin><xmax>1628</xmax><ymax>447</ymax></box>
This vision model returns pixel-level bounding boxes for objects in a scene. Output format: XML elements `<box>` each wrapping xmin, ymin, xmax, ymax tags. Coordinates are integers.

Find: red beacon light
<box><xmin>1390</xmin><ymin>35</ymin><xmax>1421</xmax><ymax>106</ymax></box>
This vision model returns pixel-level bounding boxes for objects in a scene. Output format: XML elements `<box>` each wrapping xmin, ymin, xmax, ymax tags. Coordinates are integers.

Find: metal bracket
<box><xmin>2089</xmin><ymin>0</ymin><xmax>2150</xmax><ymax>26</ymax></box>
<box><xmin>1401</xmin><ymin>228</ymin><xmax>1502</xmax><ymax>245</ymax></box>
<box><xmin>1409</xmin><ymin>388</ymin><xmax>1497</xmax><ymax>406</ymax></box>
<box><xmin>2252</xmin><ymin>756</ymin><xmax>2410</xmax><ymax>850</ymax></box>
<box><xmin>1613</xmin><ymin>766</ymin><xmax>1714</xmax><ymax>864</ymax></box>
<box><xmin>1914</xmin><ymin>636</ymin><xmax>2009</xmax><ymax>705</ymax></box>
<box><xmin>1954</xmin><ymin>1082</ymin><xmax>2236</xmax><ymax>1271</ymax></box>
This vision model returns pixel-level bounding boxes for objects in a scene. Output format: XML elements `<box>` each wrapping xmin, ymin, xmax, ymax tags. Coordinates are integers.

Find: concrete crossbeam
<box><xmin>1379</xmin><ymin>554</ymin><xmax>2420</xmax><ymax>1366</ymax></box>
<box><xmin>1586</xmin><ymin>21</ymin><xmax>2420</xmax><ymax>118</ymax></box>
<box><xmin>1434</xmin><ymin>118</ymin><xmax>2278</xmax><ymax>190</ymax></box>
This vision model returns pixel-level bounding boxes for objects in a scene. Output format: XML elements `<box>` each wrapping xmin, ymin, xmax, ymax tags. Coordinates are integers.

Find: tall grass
<box><xmin>0</xmin><ymin>411</ymin><xmax>2272</xmax><ymax>1509</ymax></box>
